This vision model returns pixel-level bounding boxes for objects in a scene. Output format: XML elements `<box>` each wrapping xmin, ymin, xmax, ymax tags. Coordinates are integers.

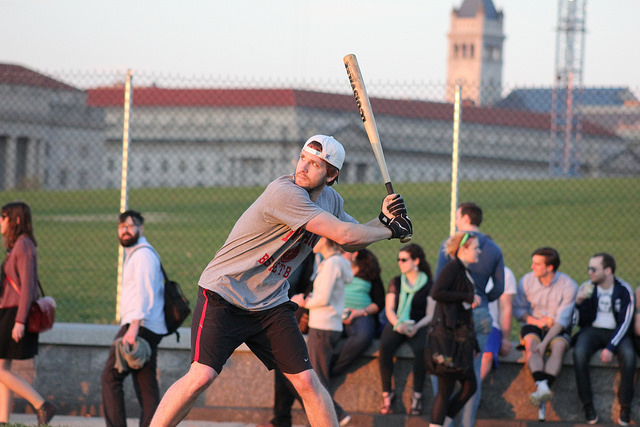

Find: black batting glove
<box><xmin>387</xmin><ymin>194</ymin><xmax>407</xmax><ymax>216</ymax></box>
<box><xmin>386</xmin><ymin>213</ymin><xmax>413</xmax><ymax>240</ymax></box>
<box><xmin>379</xmin><ymin>194</ymin><xmax>407</xmax><ymax>225</ymax></box>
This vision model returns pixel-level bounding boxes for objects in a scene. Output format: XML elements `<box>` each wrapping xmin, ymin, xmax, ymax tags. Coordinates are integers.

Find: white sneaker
<box><xmin>538</xmin><ymin>402</ymin><xmax>546</xmax><ymax>421</ymax></box>
<box><xmin>338</xmin><ymin>414</ymin><xmax>351</xmax><ymax>426</ymax></box>
<box><xmin>529</xmin><ymin>380</ymin><xmax>552</xmax><ymax>406</ymax></box>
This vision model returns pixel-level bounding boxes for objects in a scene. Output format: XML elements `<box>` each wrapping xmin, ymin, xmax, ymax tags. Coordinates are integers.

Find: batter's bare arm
<box><xmin>306</xmin><ymin>193</ymin><xmax>412</xmax><ymax>248</ymax></box>
<box><xmin>305</xmin><ymin>211</ymin><xmax>390</xmax><ymax>249</ymax></box>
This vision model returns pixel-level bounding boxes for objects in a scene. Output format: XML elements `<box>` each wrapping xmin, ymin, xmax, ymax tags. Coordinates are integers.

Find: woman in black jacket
<box><xmin>427</xmin><ymin>231</ymin><xmax>481</xmax><ymax>427</ymax></box>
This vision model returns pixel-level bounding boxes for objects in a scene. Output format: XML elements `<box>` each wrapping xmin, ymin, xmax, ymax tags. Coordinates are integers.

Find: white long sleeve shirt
<box><xmin>121</xmin><ymin>237</ymin><xmax>167</xmax><ymax>335</ymax></box>
<box><xmin>306</xmin><ymin>254</ymin><xmax>353</xmax><ymax>332</ymax></box>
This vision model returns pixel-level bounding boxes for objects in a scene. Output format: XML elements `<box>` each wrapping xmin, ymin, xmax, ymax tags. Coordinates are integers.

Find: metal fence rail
<box><xmin>1</xmin><ymin>67</ymin><xmax>639</xmax><ymax>324</ymax></box>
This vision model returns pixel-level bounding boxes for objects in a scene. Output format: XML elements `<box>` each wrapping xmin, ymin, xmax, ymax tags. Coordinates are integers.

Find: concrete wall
<box><xmin>12</xmin><ymin>323</ymin><xmax>640</xmax><ymax>425</ymax></box>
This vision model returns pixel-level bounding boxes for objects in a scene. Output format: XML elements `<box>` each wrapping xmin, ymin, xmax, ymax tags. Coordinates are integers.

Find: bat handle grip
<box><xmin>385</xmin><ymin>182</ymin><xmax>394</xmax><ymax>195</ymax></box>
<box><xmin>385</xmin><ymin>182</ymin><xmax>412</xmax><ymax>242</ymax></box>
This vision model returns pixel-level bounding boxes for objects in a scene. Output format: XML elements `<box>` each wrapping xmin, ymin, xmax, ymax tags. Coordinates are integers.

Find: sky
<box><xmin>2</xmin><ymin>0</ymin><xmax>639</xmax><ymax>97</ymax></box>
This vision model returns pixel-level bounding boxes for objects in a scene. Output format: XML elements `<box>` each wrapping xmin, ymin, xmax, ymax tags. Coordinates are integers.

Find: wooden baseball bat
<box><xmin>344</xmin><ymin>54</ymin><xmax>411</xmax><ymax>242</ymax></box>
<box><xmin>343</xmin><ymin>53</ymin><xmax>394</xmax><ymax>195</ymax></box>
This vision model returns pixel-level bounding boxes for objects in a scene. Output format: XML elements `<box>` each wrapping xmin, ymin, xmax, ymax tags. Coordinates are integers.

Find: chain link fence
<box><xmin>1</xmin><ymin>66</ymin><xmax>639</xmax><ymax>324</ymax></box>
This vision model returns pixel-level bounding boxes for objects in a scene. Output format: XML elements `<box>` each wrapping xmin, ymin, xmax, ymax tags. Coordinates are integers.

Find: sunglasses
<box><xmin>587</xmin><ymin>267</ymin><xmax>597</xmax><ymax>273</ymax></box>
<box><xmin>397</xmin><ymin>257</ymin><xmax>411</xmax><ymax>263</ymax></box>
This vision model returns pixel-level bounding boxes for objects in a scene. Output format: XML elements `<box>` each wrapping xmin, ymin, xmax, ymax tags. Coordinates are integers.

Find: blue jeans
<box><xmin>573</xmin><ymin>327</ymin><xmax>636</xmax><ymax>407</ymax></box>
<box><xmin>431</xmin><ymin>306</ymin><xmax>491</xmax><ymax>427</ymax></box>
<box><xmin>331</xmin><ymin>315</ymin><xmax>376</xmax><ymax>377</ymax></box>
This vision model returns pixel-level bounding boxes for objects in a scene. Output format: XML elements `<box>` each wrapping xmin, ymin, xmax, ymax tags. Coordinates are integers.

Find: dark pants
<box><xmin>378</xmin><ymin>323</ymin><xmax>427</xmax><ymax>393</ymax></box>
<box><xmin>573</xmin><ymin>327</ymin><xmax>636</xmax><ymax>407</ymax></box>
<box><xmin>267</xmin><ymin>305</ymin><xmax>310</xmax><ymax>427</ymax></box>
<box><xmin>101</xmin><ymin>325</ymin><xmax>162</xmax><ymax>427</ymax></box>
<box><xmin>269</xmin><ymin>369</ymin><xmax>302</xmax><ymax>427</ymax></box>
<box><xmin>307</xmin><ymin>328</ymin><xmax>347</xmax><ymax>419</ymax></box>
<box><xmin>431</xmin><ymin>372</ymin><xmax>477</xmax><ymax>425</ymax></box>
<box><xmin>331</xmin><ymin>315</ymin><xmax>375</xmax><ymax>377</ymax></box>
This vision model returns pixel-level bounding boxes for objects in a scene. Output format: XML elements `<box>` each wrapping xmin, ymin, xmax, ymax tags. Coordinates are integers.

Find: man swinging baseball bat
<box><xmin>150</xmin><ymin>134</ymin><xmax>412</xmax><ymax>427</ymax></box>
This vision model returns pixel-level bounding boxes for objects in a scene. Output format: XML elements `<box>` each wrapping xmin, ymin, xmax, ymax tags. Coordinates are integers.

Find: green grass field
<box><xmin>2</xmin><ymin>176</ymin><xmax>638</xmax><ymax>329</ymax></box>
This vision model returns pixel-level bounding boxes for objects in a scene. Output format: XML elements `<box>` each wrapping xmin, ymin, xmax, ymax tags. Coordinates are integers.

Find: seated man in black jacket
<box><xmin>572</xmin><ymin>253</ymin><xmax>635</xmax><ymax>426</ymax></box>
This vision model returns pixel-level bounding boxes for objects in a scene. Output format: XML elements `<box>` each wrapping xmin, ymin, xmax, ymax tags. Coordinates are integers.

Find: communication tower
<box><xmin>550</xmin><ymin>0</ymin><xmax>587</xmax><ymax>176</ymax></box>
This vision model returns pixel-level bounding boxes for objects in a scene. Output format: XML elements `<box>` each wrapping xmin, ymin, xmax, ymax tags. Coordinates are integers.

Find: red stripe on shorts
<box><xmin>193</xmin><ymin>288</ymin><xmax>209</xmax><ymax>362</ymax></box>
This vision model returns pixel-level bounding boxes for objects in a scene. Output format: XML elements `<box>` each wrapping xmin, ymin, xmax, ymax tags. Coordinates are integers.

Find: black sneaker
<box><xmin>584</xmin><ymin>403</ymin><xmax>598</xmax><ymax>425</ymax></box>
<box><xmin>619</xmin><ymin>405</ymin><xmax>631</xmax><ymax>426</ymax></box>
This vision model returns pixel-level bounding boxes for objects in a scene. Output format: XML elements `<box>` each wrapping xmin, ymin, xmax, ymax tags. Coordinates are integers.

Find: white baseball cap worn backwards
<box><xmin>302</xmin><ymin>135</ymin><xmax>345</xmax><ymax>170</ymax></box>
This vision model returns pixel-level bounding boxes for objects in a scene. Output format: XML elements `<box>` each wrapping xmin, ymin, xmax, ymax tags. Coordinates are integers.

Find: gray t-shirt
<box><xmin>198</xmin><ymin>175</ymin><xmax>356</xmax><ymax>310</ymax></box>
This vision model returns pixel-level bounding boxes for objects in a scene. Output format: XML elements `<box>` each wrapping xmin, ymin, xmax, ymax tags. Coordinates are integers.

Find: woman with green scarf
<box><xmin>378</xmin><ymin>243</ymin><xmax>434</xmax><ymax>416</ymax></box>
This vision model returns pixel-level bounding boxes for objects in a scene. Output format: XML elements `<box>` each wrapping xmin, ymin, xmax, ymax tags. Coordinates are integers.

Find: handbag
<box><xmin>424</xmin><ymin>318</ymin><xmax>477</xmax><ymax>379</ymax></box>
<box><xmin>28</xmin><ymin>292</ymin><xmax>56</xmax><ymax>333</ymax></box>
<box><xmin>7</xmin><ymin>276</ymin><xmax>56</xmax><ymax>333</ymax></box>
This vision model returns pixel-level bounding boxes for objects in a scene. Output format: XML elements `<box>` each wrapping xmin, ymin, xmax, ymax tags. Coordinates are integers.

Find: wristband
<box><xmin>378</xmin><ymin>211</ymin><xmax>390</xmax><ymax>225</ymax></box>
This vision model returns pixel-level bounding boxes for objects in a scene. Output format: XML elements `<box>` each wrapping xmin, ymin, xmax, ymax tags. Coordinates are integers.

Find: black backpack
<box><xmin>160</xmin><ymin>264</ymin><xmax>191</xmax><ymax>341</ymax></box>
<box><xmin>126</xmin><ymin>244</ymin><xmax>191</xmax><ymax>340</ymax></box>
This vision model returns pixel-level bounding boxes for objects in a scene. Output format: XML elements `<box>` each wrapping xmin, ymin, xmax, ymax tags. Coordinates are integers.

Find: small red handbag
<box><xmin>7</xmin><ymin>277</ymin><xmax>56</xmax><ymax>333</ymax></box>
<box><xmin>27</xmin><ymin>294</ymin><xmax>56</xmax><ymax>333</ymax></box>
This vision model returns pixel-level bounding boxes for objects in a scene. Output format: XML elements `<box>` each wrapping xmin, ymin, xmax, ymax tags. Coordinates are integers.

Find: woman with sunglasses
<box><xmin>0</xmin><ymin>202</ymin><xmax>56</xmax><ymax>426</ymax></box>
<box><xmin>378</xmin><ymin>243</ymin><xmax>434</xmax><ymax>416</ymax></box>
<box><xmin>427</xmin><ymin>231</ymin><xmax>481</xmax><ymax>427</ymax></box>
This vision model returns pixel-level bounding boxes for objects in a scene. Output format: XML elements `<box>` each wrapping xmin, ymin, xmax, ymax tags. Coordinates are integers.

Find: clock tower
<box><xmin>446</xmin><ymin>0</ymin><xmax>505</xmax><ymax>106</ymax></box>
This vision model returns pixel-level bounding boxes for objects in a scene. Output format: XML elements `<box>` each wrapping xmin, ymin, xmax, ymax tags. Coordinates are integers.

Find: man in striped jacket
<box><xmin>572</xmin><ymin>252</ymin><xmax>635</xmax><ymax>426</ymax></box>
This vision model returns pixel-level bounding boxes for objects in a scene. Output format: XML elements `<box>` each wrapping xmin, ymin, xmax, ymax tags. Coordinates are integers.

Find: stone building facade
<box><xmin>1</xmin><ymin>63</ymin><xmax>634</xmax><ymax>192</ymax></box>
<box><xmin>88</xmin><ymin>85</ymin><xmax>625</xmax><ymax>190</ymax></box>
<box><xmin>0</xmin><ymin>64</ymin><xmax>105</xmax><ymax>190</ymax></box>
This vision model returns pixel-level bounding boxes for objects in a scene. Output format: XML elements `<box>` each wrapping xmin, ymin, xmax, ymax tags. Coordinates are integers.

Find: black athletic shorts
<box><xmin>191</xmin><ymin>287</ymin><xmax>312</xmax><ymax>375</ymax></box>
<box><xmin>520</xmin><ymin>324</ymin><xmax>571</xmax><ymax>348</ymax></box>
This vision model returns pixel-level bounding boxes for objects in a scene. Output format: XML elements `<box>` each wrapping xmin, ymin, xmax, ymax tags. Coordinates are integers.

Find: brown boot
<box><xmin>36</xmin><ymin>400</ymin><xmax>57</xmax><ymax>426</ymax></box>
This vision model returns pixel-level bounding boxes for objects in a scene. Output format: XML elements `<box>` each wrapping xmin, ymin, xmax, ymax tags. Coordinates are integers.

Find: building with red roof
<box><xmin>1</xmin><ymin>63</ymin><xmax>634</xmax><ymax>191</ymax></box>
<box><xmin>86</xmin><ymin>83</ymin><xmax>625</xmax><ymax>190</ymax></box>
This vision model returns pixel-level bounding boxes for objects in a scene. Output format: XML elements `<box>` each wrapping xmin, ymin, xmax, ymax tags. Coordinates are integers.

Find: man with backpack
<box><xmin>101</xmin><ymin>210</ymin><xmax>167</xmax><ymax>427</ymax></box>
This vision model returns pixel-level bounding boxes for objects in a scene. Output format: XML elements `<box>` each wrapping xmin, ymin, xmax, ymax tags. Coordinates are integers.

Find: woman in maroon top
<box><xmin>0</xmin><ymin>202</ymin><xmax>56</xmax><ymax>425</ymax></box>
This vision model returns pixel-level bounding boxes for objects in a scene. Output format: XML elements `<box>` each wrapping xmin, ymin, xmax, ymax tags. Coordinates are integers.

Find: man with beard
<box><xmin>572</xmin><ymin>253</ymin><xmax>635</xmax><ymax>425</ymax></box>
<box><xmin>150</xmin><ymin>135</ymin><xmax>412</xmax><ymax>427</ymax></box>
<box><xmin>101</xmin><ymin>210</ymin><xmax>167</xmax><ymax>427</ymax></box>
